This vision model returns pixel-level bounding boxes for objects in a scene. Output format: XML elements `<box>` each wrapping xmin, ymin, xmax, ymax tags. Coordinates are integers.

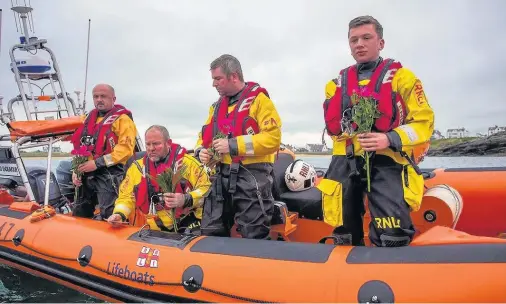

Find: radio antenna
<box><xmin>82</xmin><ymin>18</ymin><xmax>91</xmax><ymax>114</ymax></box>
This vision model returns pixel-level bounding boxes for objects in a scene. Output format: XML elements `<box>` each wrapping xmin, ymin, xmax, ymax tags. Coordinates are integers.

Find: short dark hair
<box><xmin>348</xmin><ymin>15</ymin><xmax>383</xmax><ymax>39</ymax></box>
<box><xmin>210</xmin><ymin>54</ymin><xmax>244</xmax><ymax>82</ymax></box>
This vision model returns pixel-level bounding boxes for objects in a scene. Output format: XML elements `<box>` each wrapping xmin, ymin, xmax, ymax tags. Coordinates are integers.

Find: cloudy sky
<box><xmin>1</xmin><ymin>0</ymin><xmax>505</xmax><ymax>151</ymax></box>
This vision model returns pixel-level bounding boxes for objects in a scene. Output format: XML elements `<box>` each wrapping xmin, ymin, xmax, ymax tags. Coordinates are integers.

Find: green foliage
<box><xmin>350</xmin><ymin>92</ymin><xmax>381</xmax><ymax>192</ymax></box>
<box><xmin>147</xmin><ymin>164</ymin><xmax>188</xmax><ymax>232</ymax></box>
<box><xmin>351</xmin><ymin>92</ymin><xmax>381</xmax><ymax>134</ymax></box>
<box><xmin>208</xmin><ymin>132</ymin><xmax>228</xmax><ymax>161</ymax></box>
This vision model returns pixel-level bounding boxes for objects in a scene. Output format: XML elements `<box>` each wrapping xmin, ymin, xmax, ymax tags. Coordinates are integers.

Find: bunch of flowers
<box><xmin>206</xmin><ymin>122</ymin><xmax>230</xmax><ymax>170</ymax></box>
<box><xmin>207</xmin><ymin>131</ymin><xmax>228</xmax><ymax>161</ymax></box>
<box><xmin>350</xmin><ymin>87</ymin><xmax>381</xmax><ymax>192</ymax></box>
<box><xmin>148</xmin><ymin>164</ymin><xmax>187</xmax><ymax>232</ymax></box>
<box><xmin>70</xmin><ymin>146</ymin><xmax>91</xmax><ymax>202</ymax></box>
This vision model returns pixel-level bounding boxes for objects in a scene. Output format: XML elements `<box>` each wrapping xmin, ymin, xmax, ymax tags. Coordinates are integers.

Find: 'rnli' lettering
<box><xmin>299</xmin><ymin>164</ymin><xmax>310</xmax><ymax>178</ymax></box>
<box><xmin>374</xmin><ymin>217</ymin><xmax>401</xmax><ymax>229</ymax></box>
<box><xmin>187</xmin><ymin>221</ymin><xmax>201</xmax><ymax>230</ymax></box>
<box><xmin>414</xmin><ymin>83</ymin><xmax>427</xmax><ymax>106</ymax></box>
<box><xmin>106</xmin><ymin>262</ymin><xmax>155</xmax><ymax>285</ymax></box>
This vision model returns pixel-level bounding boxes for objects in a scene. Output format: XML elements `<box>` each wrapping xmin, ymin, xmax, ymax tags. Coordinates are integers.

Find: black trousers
<box><xmin>72</xmin><ymin>166</ymin><xmax>124</xmax><ymax>220</ymax></box>
<box><xmin>325</xmin><ymin>154</ymin><xmax>416</xmax><ymax>247</ymax></box>
<box><xmin>201</xmin><ymin>163</ymin><xmax>274</xmax><ymax>239</ymax></box>
<box><xmin>177</xmin><ymin>213</ymin><xmax>202</xmax><ymax>235</ymax></box>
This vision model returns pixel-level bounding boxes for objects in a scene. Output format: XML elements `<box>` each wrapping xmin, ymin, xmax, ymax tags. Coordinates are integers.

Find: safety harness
<box><xmin>134</xmin><ymin>143</ymin><xmax>191</xmax><ymax>231</ymax></box>
<box><xmin>201</xmin><ymin>82</ymin><xmax>269</xmax><ymax>195</ymax></box>
<box><xmin>72</xmin><ymin>104</ymin><xmax>133</xmax><ymax>158</ymax></box>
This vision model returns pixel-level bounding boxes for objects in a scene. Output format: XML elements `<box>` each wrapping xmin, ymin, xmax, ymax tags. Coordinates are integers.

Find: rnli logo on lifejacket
<box><xmin>382</xmin><ymin>68</ymin><xmax>398</xmax><ymax>84</ymax></box>
<box><xmin>136</xmin><ymin>246</ymin><xmax>160</xmax><ymax>268</ymax></box>
<box><xmin>103</xmin><ymin>114</ymin><xmax>120</xmax><ymax>125</ymax></box>
<box><xmin>238</xmin><ymin>96</ymin><xmax>255</xmax><ymax>113</ymax></box>
<box><xmin>174</xmin><ymin>157</ymin><xmax>184</xmax><ymax>172</ymax></box>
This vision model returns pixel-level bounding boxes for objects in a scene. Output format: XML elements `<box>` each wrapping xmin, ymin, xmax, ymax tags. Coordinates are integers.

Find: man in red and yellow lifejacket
<box><xmin>107</xmin><ymin>125</ymin><xmax>211</xmax><ymax>233</ymax></box>
<box><xmin>70</xmin><ymin>84</ymin><xmax>138</xmax><ymax>220</ymax></box>
<box><xmin>319</xmin><ymin>16</ymin><xmax>434</xmax><ymax>247</ymax></box>
<box><xmin>195</xmin><ymin>54</ymin><xmax>282</xmax><ymax>239</ymax></box>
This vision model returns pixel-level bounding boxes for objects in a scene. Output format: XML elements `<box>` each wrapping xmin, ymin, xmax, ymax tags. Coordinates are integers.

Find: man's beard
<box><xmin>148</xmin><ymin>155</ymin><xmax>161</xmax><ymax>162</ymax></box>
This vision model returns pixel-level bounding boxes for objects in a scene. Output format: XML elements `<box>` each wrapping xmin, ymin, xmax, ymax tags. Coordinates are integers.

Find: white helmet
<box><xmin>284</xmin><ymin>160</ymin><xmax>317</xmax><ymax>192</ymax></box>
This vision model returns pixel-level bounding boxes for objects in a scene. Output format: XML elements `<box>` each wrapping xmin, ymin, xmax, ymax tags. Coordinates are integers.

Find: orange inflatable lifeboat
<box><xmin>1</xmin><ymin>120</ymin><xmax>506</xmax><ymax>303</ymax></box>
<box><xmin>1</xmin><ymin>201</ymin><xmax>506</xmax><ymax>303</ymax></box>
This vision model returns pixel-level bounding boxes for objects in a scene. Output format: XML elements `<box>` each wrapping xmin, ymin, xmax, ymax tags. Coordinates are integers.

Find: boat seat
<box><xmin>271</xmin><ymin>152</ymin><xmax>296</xmax><ymax>200</ymax></box>
<box><xmin>279</xmin><ymin>187</ymin><xmax>323</xmax><ymax>221</ymax></box>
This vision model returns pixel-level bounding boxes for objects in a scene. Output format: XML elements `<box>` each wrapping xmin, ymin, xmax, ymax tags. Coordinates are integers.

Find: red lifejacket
<box><xmin>201</xmin><ymin>82</ymin><xmax>268</xmax><ymax>163</ymax></box>
<box><xmin>134</xmin><ymin>143</ymin><xmax>192</xmax><ymax>218</ymax></box>
<box><xmin>323</xmin><ymin>58</ymin><xmax>407</xmax><ymax>136</ymax></box>
<box><xmin>71</xmin><ymin>104</ymin><xmax>133</xmax><ymax>158</ymax></box>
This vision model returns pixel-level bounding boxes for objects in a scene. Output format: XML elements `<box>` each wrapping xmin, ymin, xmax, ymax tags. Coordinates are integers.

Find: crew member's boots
<box><xmin>332</xmin><ymin>226</ymin><xmax>353</xmax><ymax>245</ymax></box>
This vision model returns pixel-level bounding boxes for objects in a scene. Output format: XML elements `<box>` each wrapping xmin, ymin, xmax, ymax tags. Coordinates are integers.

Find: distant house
<box><xmin>446</xmin><ymin>128</ymin><xmax>470</xmax><ymax>138</ymax></box>
<box><xmin>282</xmin><ymin>143</ymin><xmax>296</xmax><ymax>152</ymax></box>
<box><xmin>476</xmin><ymin>132</ymin><xmax>487</xmax><ymax>138</ymax></box>
<box><xmin>42</xmin><ymin>146</ymin><xmax>62</xmax><ymax>153</ymax></box>
<box><xmin>488</xmin><ymin>125</ymin><xmax>506</xmax><ymax>136</ymax></box>
<box><xmin>431</xmin><ymin>129</ymin><xmax>444</xmax><ymax>140</ymax></box>
<box><xmin>305</xmin><ymin>144</ymin><xmax>329</xmax><ymax>153</ymax></box>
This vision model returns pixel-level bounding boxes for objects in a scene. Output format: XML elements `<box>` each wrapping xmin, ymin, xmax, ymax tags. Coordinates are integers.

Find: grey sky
<box><xmin>1</xmin><ymin>0</ymin><xmax>505</xmax><ymax>150</ymax></box>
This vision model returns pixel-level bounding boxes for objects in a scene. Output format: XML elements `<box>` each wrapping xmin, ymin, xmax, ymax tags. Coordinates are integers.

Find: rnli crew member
<box><xmin>195</xmin><ymin>54</ymin><xmax>282</xmax><ymax>239</ymax></box>
<box><xmin>320</xmin><ymin>16</ymin><xmax>434</xmax><ymax>247</ymax></box>
<box><xmin>107</xmin><ymin>125</ymin><xmax>211</xmax><ymax>234</ymax></box>
<box><xmin>71</xmin><ymin>84</ymin><xmax>138</xmax><ymax>220</ymax></box>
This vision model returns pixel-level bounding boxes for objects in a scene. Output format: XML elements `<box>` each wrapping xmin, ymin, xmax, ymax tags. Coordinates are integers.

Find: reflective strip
<box><xmin>114</xmin><ymin>204</ymin><xmax>131</xmax><ymax>217</ymax></box>
<box><xmin>397</xmin><ymin>125</ymin><xmax>419</xmax><ymax>143</ymax></box>
<box><xmin>244</xmin><ymin>135</ymin><xmax>254</xmax><ymax>155</ymax></box>
<box><xmin>196</xmin><ymin>198</ymin><xmax>205</xmax><ymax>207</ymax></box>
<box><xmin>104</xmin><ymin>154</ymin><xmax>114</xmax><ymax>166</ymax></box>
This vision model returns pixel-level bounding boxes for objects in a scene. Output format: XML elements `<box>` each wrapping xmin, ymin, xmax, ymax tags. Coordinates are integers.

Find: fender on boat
<box><xmin>424</xmin><ymin>167</ymin><xmax>506</xmax><ymax>237</ymax></box>
<box><xmin>1</xmin><ymin>202</ymin><xmax>506</xmax><ymax>303</ymax></box>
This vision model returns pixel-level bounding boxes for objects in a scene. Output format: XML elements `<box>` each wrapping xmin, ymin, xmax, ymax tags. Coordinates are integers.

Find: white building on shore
<box><xmin>446</xmin><ymin>127</ymin><xmax>470</xmax><ymax>138</ymax></box>
<box><xmin>488</xmin><ymin>125</ymin><xmax>506</xmax><ymax>136</ymax></box>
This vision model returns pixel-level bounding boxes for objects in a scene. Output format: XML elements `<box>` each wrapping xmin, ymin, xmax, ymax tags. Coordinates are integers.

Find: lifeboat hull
<box><xmin>1</xmin><ymin>203</ymin><xmax>506</xmax><ymax>303</ymax></box>
<box><xmin>423</xmin><ymin>167</ymin><xmax>506</xmax><ymax>237</ymax></box>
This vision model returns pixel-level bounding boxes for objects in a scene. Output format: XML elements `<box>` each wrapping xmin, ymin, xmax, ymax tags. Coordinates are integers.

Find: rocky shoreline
<box><xmin>427</xmin><ymin>131</ymin><xmax>506</xmax><ymax>157</ymax></box>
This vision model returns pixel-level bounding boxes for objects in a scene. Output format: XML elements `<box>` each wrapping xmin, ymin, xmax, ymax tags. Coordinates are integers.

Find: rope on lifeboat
<box><xmin>0</xmin><ymin>238</ymin><xmax>273</xmax><ymax>303</ymax></box>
